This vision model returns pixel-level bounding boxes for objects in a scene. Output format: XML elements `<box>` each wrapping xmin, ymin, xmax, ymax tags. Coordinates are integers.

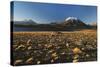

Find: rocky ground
<box><xmin>12</xmin><ymin>31</ymin><xmax>97</xmax><ymax>66</ymax></box>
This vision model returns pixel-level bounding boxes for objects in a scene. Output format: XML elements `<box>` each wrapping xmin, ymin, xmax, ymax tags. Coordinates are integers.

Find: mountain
<box><xmin>14</xmin><ymin>19</ymin><xmax>37</xmax><ymax>25</ymax></box>
<box><xmin>88</xmin><ymin>22</ymin><xmax>97</xmax><ymax>30</ymax></box>
<box><xmin>62</xmin><ymin>17</ymin><xmax>87</xmax><ymax>27</ymax></box>
<box><xmin>89</xmin><ymin>22</ymin><xmax>97</xmax><ymax>26</ymax></box>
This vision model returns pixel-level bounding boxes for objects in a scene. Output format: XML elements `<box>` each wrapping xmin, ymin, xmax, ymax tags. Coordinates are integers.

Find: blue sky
<box><xmin>12</xmin><ymin>1</ymin><xmax>97</xmax><ymax>24</ymax></box>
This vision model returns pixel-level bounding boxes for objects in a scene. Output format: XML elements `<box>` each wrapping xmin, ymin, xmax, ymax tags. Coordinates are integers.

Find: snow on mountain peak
<box><xmin>65</xmin><ymin>17</ymin><xmax>78</xmax><ymax>21</ymax></box>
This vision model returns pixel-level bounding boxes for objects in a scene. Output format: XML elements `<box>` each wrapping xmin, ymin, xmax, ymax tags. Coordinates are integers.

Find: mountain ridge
<box><xmin>13</xmin><ymin>17</ymin><xmax>97</xmax><ymax>31</ymax></box>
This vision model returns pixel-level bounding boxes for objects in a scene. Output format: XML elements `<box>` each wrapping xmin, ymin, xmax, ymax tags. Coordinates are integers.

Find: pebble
<box><xmin>72</xmin><ymin>47</ymin><xmax>82</xmax><ymax>54</ymax></box>
<box><xmin>14</xmin><ymin>59</ymin><xmax>23</xmax><ymax>65</ymax></box>
<box><xmin>26</xmin><ymin>57</ymin><xmax>33</xmax><ymax>64</ymax></box>
<box><xmin>73</xmin><ymin>59</ymin><xmax>78</xmax><ymax>63</ymax></box>
<box><xmin>37</xmin><ymin>61</ymin><xmax>41</xmax><ymax>64</ymax></box>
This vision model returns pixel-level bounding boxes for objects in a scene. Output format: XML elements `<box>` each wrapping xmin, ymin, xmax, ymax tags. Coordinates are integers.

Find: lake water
<box><xmin>13</xmin><ymin>27</ymin><xmax>53</xmax><ymax>32</ymax></box>
<box><xmin>13</xmin><ymin>27</ymin><xmax>35</xmax><ymax>32</ymax></box>
<box><xmin>13</xmin><ymin>26</ymin><xmax>75</xmax><ymax>32</ymax></box>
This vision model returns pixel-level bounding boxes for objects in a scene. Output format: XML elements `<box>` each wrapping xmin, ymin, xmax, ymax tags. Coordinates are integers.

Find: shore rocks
<box><xmin>12</xmin><ymin>32</ymin><xmax>97</xmax><ymax>65</ymax></box>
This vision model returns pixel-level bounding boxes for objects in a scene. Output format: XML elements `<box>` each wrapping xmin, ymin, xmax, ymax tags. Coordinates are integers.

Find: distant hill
<box><xmin>14</xmin><ymin>19</ymin><xmax>37</xmax><ymax>26</ymax></box>
<box><xmin>88</xmin><ymin>22</ymin><xmax>97</xmax><ymax>30</ymax></box>
<box><xmin>89</xmin><ymin>22</ymin><xmax>97</xmax><ymax>26</ymax></box>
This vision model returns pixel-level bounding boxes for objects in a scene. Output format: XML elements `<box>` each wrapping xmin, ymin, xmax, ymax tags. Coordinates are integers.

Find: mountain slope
<box><xmin>14</xmin><ymin>19</ymin><xmax>37</xmax><ymax>25</ymax></box>
<box><xmin>63</xmin><ymin>17</ymin><xmax>87</xmax><ymax>26</ymax></box>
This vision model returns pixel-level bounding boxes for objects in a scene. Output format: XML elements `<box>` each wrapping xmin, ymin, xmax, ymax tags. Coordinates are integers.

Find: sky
<box><xmin>12</xmin><ymin>1</ymin><xmax>97</xmax><ymax>24</ymax></box>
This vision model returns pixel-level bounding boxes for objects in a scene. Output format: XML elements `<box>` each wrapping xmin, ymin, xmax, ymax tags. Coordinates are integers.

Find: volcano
<box><xmin>63</xmin><ymin>17</ymin><xmax>87</xmax><ymax>27</ymax></box>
